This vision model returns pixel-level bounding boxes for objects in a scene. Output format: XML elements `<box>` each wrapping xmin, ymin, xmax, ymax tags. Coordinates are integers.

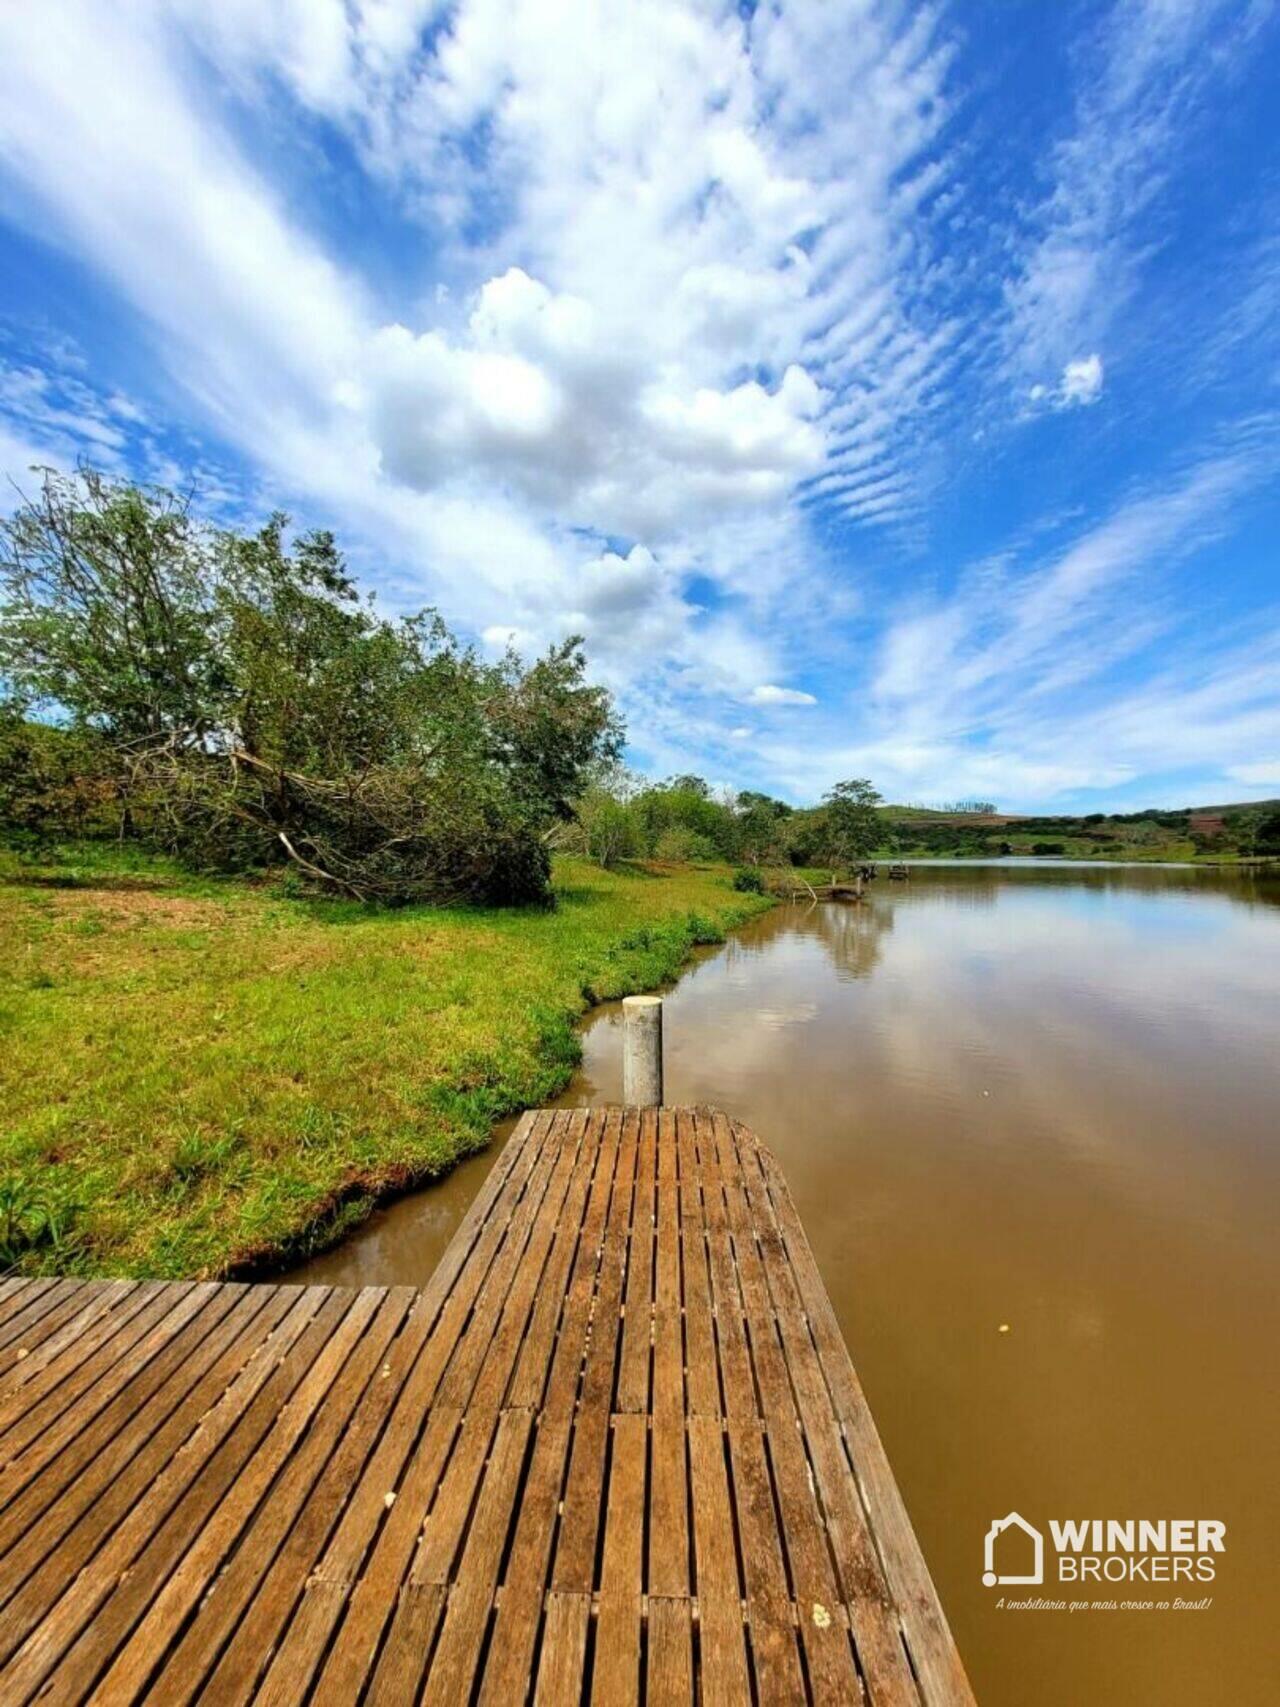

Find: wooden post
<box><xmin>622</xmin><ymin>995</ymin><xmax>663</xmax><ymax>1106</ymax></box>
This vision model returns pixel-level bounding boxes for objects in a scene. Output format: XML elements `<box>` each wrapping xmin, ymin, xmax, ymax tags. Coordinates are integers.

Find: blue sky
<box><xmin>1</xmin><ymin>0</ymin><xmax>1277</xmax><ymax>811</ymax></box>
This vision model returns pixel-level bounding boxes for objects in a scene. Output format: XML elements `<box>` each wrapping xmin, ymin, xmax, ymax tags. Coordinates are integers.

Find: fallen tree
<box><xmin>1</xmin><ymin>468</ymin><xmax>621</xmax><ymax>904</ymax></box>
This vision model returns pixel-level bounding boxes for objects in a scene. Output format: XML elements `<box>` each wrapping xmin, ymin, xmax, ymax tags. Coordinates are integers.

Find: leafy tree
<box><xmin>569</xmin><ymin>763</ymin><xmax>642</xmax><ymax>869</ymax></box>
<box><xmin>818</xmin><ymin>778</ymin><xmax>883</xmax><ymax>871</ymax></box>
<box><xmin>633</xmin><ymin>777</ymin><xmax>735</xmax><ymax>859</ymax></box>
<box><xmin>0</xmin><ymin>469</ymin><xmax>224</xmax><ymax>742</ymax></box>
<box><xmin>733</xmin><ymin>790</ymin><xmax>792</xmax><ymax>866</ymax></box>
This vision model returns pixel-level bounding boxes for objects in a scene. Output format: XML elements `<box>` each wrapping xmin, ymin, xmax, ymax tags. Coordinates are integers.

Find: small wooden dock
<box><xmin>0</xmin><ymin>1107</ymin><xmax>972</xmax><ymax>1704</ymax></box>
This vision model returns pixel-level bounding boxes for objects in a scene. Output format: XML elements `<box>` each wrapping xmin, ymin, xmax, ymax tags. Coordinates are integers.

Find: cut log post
<box><xmin>622</xmin><ymin>994</ymin><xmax>664</xmax><ymax>1106</ymax></box>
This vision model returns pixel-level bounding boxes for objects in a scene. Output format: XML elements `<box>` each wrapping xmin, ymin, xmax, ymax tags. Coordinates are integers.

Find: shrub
<box><xmin>654</xmin><ymin>827</ymin><xmax>717</xmax><ymax>864</ymax></box>
<box><xmin>733</xmin><ymin>867</ymin><xmax>765</xmax><ymax>892</ymax></box>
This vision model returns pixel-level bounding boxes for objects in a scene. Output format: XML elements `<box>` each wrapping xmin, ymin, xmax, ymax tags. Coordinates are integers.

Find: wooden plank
<box><xmin>0</xmin><ymin>1281</ymin><xmax>108</xmax><ymax>1378</ymax></box>
<box><xmin>709</xmin><ymin>1111</ymin><xmax>914</xmax><ymax>1700</ymax></box>
<box><xmin>510</xmin><ymin>1106</ymin><xmax>618</xmax><ymax>1413</ymax></box>
<box><xmin>726</xmin><ymin>1418</ymin><xmax>807</xmax><ymax>1701</ymax></box>
<box><xmin>263</xmin><ymin>1121</ymin><xmax>561</xmax><ymax>1701</ymax></box>
<box><xmin>418</xmin><ymin>1408</ymin><xmax>534</xmax><ymax>1704</ymax></box>
<box><xmin>0</xmin><ymin>1281</ymin><xmax>162</xmax><ymax>1452</ymax></box>
<box><xmin>677</xmin><ymin>1108</ymin><xmax>720</xmax><ymax>1418</ymax></box>
<box><xmin>367</xmin><ymin>1583</ymin><xmax>447</xmax><ymax>1707</ymax></box>
<box><xmin>590</xmin><ymin>1411</ymin><xmax>647</xmax><ymax>1705</ymax></box>
<box><xmin>0</xmin><ymin>1281</ymin><xmax>241</xmax><ymax>1586</ymax></box>
<box><xmin>729</xmin><ymin>1123</ymin><xmax>919</xmax><ymax>1703</ymax></box>
<box><xmin>692</xmin><ymin>1111</ymin><xmax>755</xmax><ymax>1421</ymax></box>
<box><xmin>616</xmin><ymin>1105</ymin><xmax>656</xmax><ymax>1413</ymax></box>
<box><xmin>0</xmin><ymin>1278</ymin><xmax>41</xmax><ymax>1326</ymax></box>
<box><xmin>647</xmin><ymin>1597</ymin><xmax>694</xmax><ymax>1703</ymax></box>
<box><xmin>366</xmin><ymin>1584</ymin><xmax>447</xmax><ymax>1707</ymax></box>
<box><xmin>533</xmin><ymin>1590</ymin><xmax>590</xmax><ymax>1704</ymax></box>
<box><xmin>434</xmin><ymin>1112</ymin><xmax>573</xmax><ymax>1409</ymax></box>
<box><xmin>311</xmin><ymin>1119</ymin><xmax>572</xmax><ymax>1702</ymax></box>
<box><xmin>686</xmin><ymin>1415</ymin><xmax>751</xmax><ymax>1702</ymax></box>
<box><xmin>299</xmin><ymin>1404</ymin><xmax>464</xmax><ymax>1704</ymax></box>
<box><xmin>651</xmin><ymin>1109</ymin><xmax>683</xmax><ymax>1422</ymax></box>
<box><xmin>468</xmin><ymin>1113</ymin><xmax>585</xmax><ymax>1412</ymax></box>
<box><xmin>0</xmin><ymin>1284</ymin><xmax>213</xmax><ymax>1495</ymax></box>
<box><xmin>192</xmin><ymin>1289</ymin><xmax>436</xmax><ymax>1706</ymax></box>
<box><xmin>474</xmin><ymin>1409</ymin><xmax>573</xmax><ymax>1703</ymax></box>
<box><xmin>46</xmin><ymin>1289</ymin><xmax>365</xmax><ymax>1704</ymax></box>
<box><xmin>551</xmin><ymin>1107</ymin><xmax>635</xmax><ymax>1593</ymax></box>
<box><xmin>0</xmin><ymin>1279</ymin><xmax>80</xmax><ymax>1360</ymax></box>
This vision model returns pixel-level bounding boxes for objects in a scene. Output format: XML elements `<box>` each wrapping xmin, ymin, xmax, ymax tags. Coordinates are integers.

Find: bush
<box><xmin>0</xmin><ymin>712</ymin><xmax>122</xmax><ymax>840</ymax></box>
<box><xmin>733</xmin><ymin>867</ymin><xmax>765</xmax><ymax>892</ymax></box>
<box><xmin>653</xmin><ymin>827</ymin><xmax>717</xmax><ymax>864</ymax></box>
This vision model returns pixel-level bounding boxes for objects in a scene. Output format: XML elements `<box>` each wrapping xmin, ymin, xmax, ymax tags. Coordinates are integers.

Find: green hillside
<box><xmin>878</xmin><ymin>799</ymin><xmax>1280</xmax><ymax>862</ymax></box>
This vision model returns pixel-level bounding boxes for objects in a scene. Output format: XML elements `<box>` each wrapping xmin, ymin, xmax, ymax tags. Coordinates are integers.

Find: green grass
<box><xmin>0</xmin><ymin>840</ymin><xmax>771</xmax><ymax>1279</ymax></box>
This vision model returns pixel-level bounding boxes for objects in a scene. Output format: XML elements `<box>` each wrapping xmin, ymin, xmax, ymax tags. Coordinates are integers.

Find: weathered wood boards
<box><xmin>0</xmin><ymin>1107</ymin><xmax>972</xmax><ymax>1703</ymax></box>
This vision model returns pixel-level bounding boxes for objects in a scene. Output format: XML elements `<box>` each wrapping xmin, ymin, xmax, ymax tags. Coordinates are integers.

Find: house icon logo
<box><xmin>983</xmin><ymin>1512</ymin><xmax>1044</xmax><ymax>1586</ymax></box>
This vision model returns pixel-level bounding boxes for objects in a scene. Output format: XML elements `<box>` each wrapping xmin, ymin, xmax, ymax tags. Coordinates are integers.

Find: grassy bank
<box><xmin>0</xmin><ymin>840</ymin><xmax>770</xmax><ymax>1279</ymax></box>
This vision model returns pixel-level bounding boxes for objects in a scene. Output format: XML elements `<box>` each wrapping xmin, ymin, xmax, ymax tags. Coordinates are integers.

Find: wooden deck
<box><xmin>0</xmin><ymin>1107</ymin><xmax>972</xmax><ymax>1704</ymax></box>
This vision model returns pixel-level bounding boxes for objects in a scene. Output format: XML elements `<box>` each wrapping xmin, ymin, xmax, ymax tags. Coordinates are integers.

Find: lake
<box><xmin>292</xmin><ymin>863</ymin><xmax>1280</xmax><ymax>1705</ymax></box>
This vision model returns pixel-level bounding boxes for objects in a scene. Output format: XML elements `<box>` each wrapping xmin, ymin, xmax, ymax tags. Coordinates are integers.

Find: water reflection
<box><xmin>291</xmin><ymin>865</ymin><xmax>1280</xmax><ymax>1706</ymax></box>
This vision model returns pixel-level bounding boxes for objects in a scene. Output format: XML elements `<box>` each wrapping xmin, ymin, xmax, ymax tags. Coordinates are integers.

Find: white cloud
<box><xmin>1060</xmin><ymin>353</ymin><xmax>1104</xmax><ymax>407</ymax></box>
<box><xmin>746</xmin><ymin>684</ymin><xmax>818</xmax><ymax>707</ymax></box>
<box><xmin>363</xmin><ymin>270</ymin><xmax>825</xmax><ymax>537</ymax></box>
<box><xmin>1224</xmin><ymin>762</ymin><xmax>1280</xmax><ymax>789</ymax></box>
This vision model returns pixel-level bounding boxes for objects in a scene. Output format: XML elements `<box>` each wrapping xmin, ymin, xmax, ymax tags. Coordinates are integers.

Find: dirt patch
<box><xmin>15</xmin><ymin>886</ymin><xmax>237</xmax><ymax>931</ymax></box>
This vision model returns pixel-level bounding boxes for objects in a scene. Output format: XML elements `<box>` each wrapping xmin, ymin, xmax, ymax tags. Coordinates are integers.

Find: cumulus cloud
<box><xmin>1028</xmin><ymin>352</ymin><xmax>1104</xmax><ymax>412</ymax></box>
<box><xmin>1060</xmin><ymin>353</ymin><xmax>1104</xmax><ymax>406</ymax></box>
<box><xmin>364</xmin><ymin>269</ymin><xmax>825</xmax><ymax>536</ymax></box>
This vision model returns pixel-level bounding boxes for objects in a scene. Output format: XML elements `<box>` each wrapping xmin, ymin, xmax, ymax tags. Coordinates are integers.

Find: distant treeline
<box><xmin>883</xmin><ymin>804</ymin><xmax>1280</xmax><ymax>860</ymax></box>
<box><xmin>561</xmin><ymin>772</ymin><xmax>883</xmax><ymax>875</ymax></box>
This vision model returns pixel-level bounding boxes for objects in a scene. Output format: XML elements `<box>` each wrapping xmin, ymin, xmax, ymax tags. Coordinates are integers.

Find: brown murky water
<box><xmin>292</xmin><ymin>863</ymin><xmax>1280</xmax><ymax>1705</ymax></box>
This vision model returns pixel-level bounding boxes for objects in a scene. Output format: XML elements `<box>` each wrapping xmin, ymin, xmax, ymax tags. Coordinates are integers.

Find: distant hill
<box><xmin>876</xmin><ymin>798</ymin><xmax>1280</xmax><ymax>862</ymax></box>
